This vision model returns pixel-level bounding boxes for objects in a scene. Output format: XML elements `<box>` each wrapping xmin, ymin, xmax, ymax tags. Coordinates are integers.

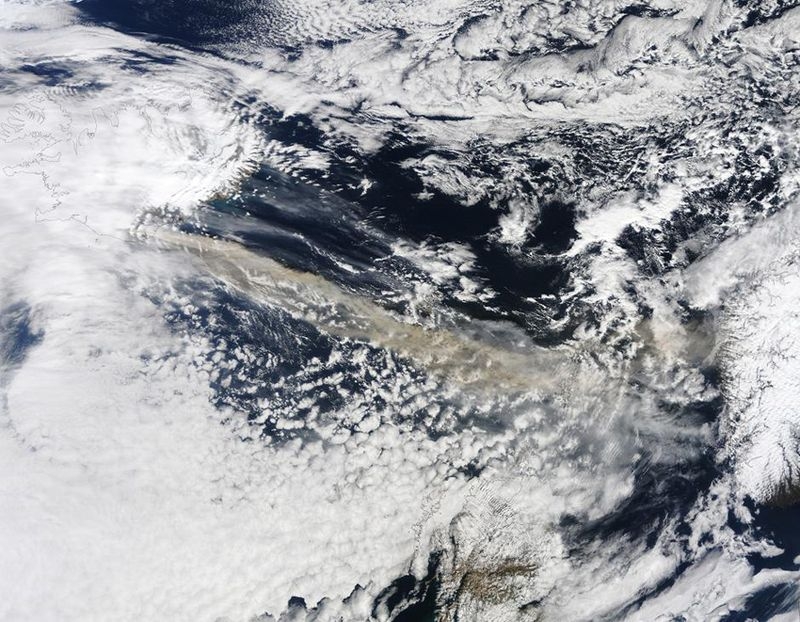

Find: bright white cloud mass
<box><xmin>1</xmin><ymin>0</ymin><xmax>800</xmax><ymax>620</ymax></box>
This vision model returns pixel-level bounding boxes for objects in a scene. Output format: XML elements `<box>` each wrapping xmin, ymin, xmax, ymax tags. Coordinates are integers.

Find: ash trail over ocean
<box><xmin>2</xmin><ymin>0</ymin><xmax>800</xmax><ymax>620</ymax></box>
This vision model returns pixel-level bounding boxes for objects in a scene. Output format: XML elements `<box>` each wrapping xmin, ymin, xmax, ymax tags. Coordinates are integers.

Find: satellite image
<box><xmin>1</xmin><ymin>0</ymin><xmax>800</xmax><ymax>620</ymax></box>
